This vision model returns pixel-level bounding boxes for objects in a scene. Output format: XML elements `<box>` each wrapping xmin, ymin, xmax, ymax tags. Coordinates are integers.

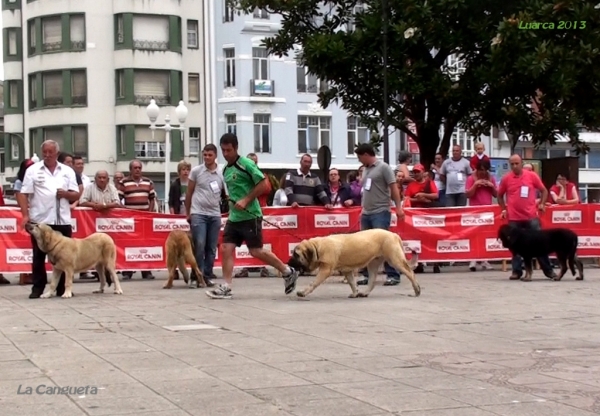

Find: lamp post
<box><xmin>146</xmin><ymin>99</ymin><xmax>188</xmax><ymax>213</ymax></box>
<box><xmin>381</xmin><ymin>0</ymin><xmax>390</xmax><ymax>164</ymax></box>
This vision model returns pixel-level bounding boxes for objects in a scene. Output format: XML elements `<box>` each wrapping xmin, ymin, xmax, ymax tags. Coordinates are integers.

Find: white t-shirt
<box><xmin>21</xmin><ymin>162</ymin><xmax>79</xmax><ymax>225</ymax></box>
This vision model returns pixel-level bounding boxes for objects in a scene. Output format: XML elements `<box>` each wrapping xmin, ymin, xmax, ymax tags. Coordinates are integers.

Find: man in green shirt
<box><xmin>205</xmin><ymin>133</ymin><xmax>299</xmax><ymax>299</ymax></box>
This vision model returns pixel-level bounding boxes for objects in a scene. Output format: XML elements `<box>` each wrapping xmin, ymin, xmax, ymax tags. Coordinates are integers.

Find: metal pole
<box><xmin>382</xmin><ymin>0</ymin><xmax>390</xmax><ymax>164</ymax></box>
<box><xmin>164</xmin><ymin>117</ymin><xmax>172</xmax><ymax>214</ymax></box>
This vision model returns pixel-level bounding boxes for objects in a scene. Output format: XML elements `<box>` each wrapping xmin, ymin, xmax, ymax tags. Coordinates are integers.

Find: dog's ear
<box><xmin>306</xmin><ymin>244</ymin><xmax>318</xmax><ymax>266</ymax></box>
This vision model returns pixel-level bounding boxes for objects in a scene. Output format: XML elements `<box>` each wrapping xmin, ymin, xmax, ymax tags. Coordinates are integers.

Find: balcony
<box><xmin>134</xmin><ymin>141</ymin><xmax>165</xmax><ymax>159</ymax></box>
<box><xmin>42</xmin><ymin>42</ymin><xmax>62</xmax><ymax>52</ymax></box>
<box><xmin>43</xmin><ymin>97</ymin><xmax>64</xmax><ymax>106</ymax></box>
<box><xmin>250</xmin><ymin>79</ymin><xmax>275</xmax><ymax>97</ymax></box>
<box><xmin>134</xmin><ymin>95</ymin><xmax>170</xmax><ymax>106</ymax></box>
<box><xmin>72</xmin><ymin>95</ymin><xmax>87</xmax><ymax>105</ymax></box>
<box><xmin>133</xmin><ymin>39</ymin><xmax>169</xmax><ymax>51</ymax></box>
<box><xmin>71</xmin><ymin>41</ymin><xmax>85</xmax><ymax>51</ymax></box>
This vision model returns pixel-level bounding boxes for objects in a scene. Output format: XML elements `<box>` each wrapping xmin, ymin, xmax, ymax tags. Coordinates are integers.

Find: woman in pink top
<box><xmin>465</xmin><ymin>158</ymin><xmax>497</xmax><ymax>271</ymax></box>
<box><xmin>466</xmin><ymin>159</ymin><xmax>497</xmax><ymax>206</ymax></box>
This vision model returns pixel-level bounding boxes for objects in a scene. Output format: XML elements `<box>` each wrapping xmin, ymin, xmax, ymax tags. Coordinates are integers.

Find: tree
<box><xmin>233</xmin><ymin>0</ymin><xmax>600</xmax><ymax>167</ymax></box>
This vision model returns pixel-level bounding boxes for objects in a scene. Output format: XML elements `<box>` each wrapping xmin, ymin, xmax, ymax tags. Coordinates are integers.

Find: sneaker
<box><xmin>482</xmin><ymin>261</ymin><xmax>493</xmax><ymax>270</ymax></box>
<box><xmin>283</xmin><ymin>268</ymin><xmax>299</xmax><ymax>295</ymax></box>
<box><xmin>433</xmin><ymin>265</ymin><xmax>441</xmax><ymax>273</ymax></box>
<box><xmin>383</xmin><ymin>278</ymin><xmax>399</xmax><ymax>286</ymax></box>
<box><xmin>469</xmin><ymin>261</ymin><xmax>477</xmax><ymax>272</ymax></box>
<box><xmin>205</xmin><ymin>285</ymin><xmax>232</xmax><ymax>299</ymax></box>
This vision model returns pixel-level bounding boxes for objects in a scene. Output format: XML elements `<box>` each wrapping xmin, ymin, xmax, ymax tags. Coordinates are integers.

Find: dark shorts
<box><xmin>222</xmin><ymin>218</ymin><xmax>263</xmax><ymax>249</ymax></box>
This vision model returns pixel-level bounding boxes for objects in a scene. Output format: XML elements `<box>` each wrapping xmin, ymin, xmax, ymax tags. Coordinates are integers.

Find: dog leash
<box><xmin>227</xmin><ymin>198</ymin><xmax>362</xmax><ymax>241</ymax></box>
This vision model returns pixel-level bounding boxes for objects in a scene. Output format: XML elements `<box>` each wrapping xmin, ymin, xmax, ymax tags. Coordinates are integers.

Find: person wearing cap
<box><xmin>405</xmin><ymin>164</ymin><xmax>441</xmax><ymax>273</ymax></box>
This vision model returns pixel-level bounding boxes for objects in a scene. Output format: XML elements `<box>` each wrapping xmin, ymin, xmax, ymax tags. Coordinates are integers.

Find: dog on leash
<box><xmin>497</xmin><ymin>224</ymin><xmax>584</xmax><ymax>281</ymax></box>
<box><xmin>163</xmin><ymin>230</ymin><xmax>207</xmax><ymax>289</ymax></box>
<box><xmin>287</xmin><ymin>228</ymin><xmax>420</xmax><ymax>298</ymax></box>
<box><xmin>25</xmin><ymin>222</ymin><xmax>123</xmax><ymax>298</ymax></box>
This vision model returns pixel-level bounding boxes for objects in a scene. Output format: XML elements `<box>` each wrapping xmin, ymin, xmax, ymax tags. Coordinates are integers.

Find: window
<box><xmin>44</xmin><ymin>127</ymin><xmax>65</xmax><ymax>150</ymax></box>
<box><xmin>188</xmin><ymin>74</ymin><xmax>200</xmax><ymax>102</ymax></box>
<box><xmin>117</xmin><ymin>70</ymin><xmax>125</xmax><ymax>98</ymax></box>
<box><xmin>297</xmin><ymin>116</ymin><xmax>331</xmax><ymax>154</ymax></box>
<box><xmin>7</xmin><ymin>28</ymin><xmax>17</xmax><ymax>56</ymax></box>
<box><xmin>223</xmin><ymin>0</ymin><xmax>234</xmax><ymax>22</ymax></box>
<box><xmin>8</xmin><ymin>81</ymin><xmax>19</xmax><ymax>108</ymax></box>
<box><xmin>116</xmin><ymin>15</ymin><xmax>124</xmax><ymax>44</ymax></box>
<box><xmin>28</xmin><ymin>20</ymin><xmax>36</xmax><ymax>54</ymax></box>
<box><xmin>118</xmin><ymin>126</ymin><xmax>126</xmax><ymax>155</ymax></box>
<box><xmin>11</xmin><ymin>137</ymin><xmax>19</xmax><ymax>161</ymax></box>
<box><xmin>134</xmin><ymin>70</ymin><xmax>170</xmax><ymax>105</ymax></box>
<box><xmin>189</xmin><ymin>128</ymin><xmax>200</xmax><ymax>155</ymax></box>
<box><xmin>253</xmin><ymin>114</ymin><xmax>270</xmax><ymax>153</ymax></box>
<box><xmin>588</xmin><ymin>151</ymin><xmax>600</xmax><ymax>169</ymax></box>
<box><xmin>296</xmin><ymin>65</ymin><xmax>319</xmax><ymax>93</ymax></box>
<box><xmin>70</xmin><ymin>15</ymin><xmax>85</xmax><ymax>50</ymax></box>
<box><xmin>72</xmin><ymin>126</ymin><xmax>88</xmax><ymax>157</ymax></box>
<box><xmin>133</xmin><ymin>15</ymin><xmax>169</xmax><ymax>51</ymax></box>
<box><xmin>134</xmin><ymin>126</ymin><xmax>166</xmax><ymax>159</ymax></box>
<box><xmin>71</xmin><ymin>70</ymin><xmax>87</xmax><ymax>105</ymax></box>
<box><xmin>29</xmin><ymin>75</ymin><xmax>37</xmax><ymax>109</ymax></box>
<box><xmin>42</xmin><ymin>16</ymin><xmax>62</xmax><ymax>52</ymax></box>
<box><xmin>225</xmin><ymin>114</ymin><xmax>236</xmax><ymax>135</ymax></box>
<box><xmin>347</xmin><ymin>116</ymin><xmax>371</xmax><ymax>154</ymax></box>
<box><xmin>42</xmin><ymin>72</ymin><xmax>63</xmax><ymax>106</ymax></box>
<box><xmin>224</xmin><ymin>48</ymin><xmax>235</xmax><ymax>87</ymax></box>
<box><xmin>252</xmin><ymin>48</ymin><xmax>268</xmax><ymax>80</ymax></box>
<box><xmin>187</xmin><ymin>20</ymin><xmax>198</xmax><ymax>48</ymax></box>
<box><xmin>253</xmin><ymin>8</ymin><xmax>269</xmax><ymax>19</ymax></box>
<box><xmin>450</xmin><ymin>127</ymin><xmax>474</xmax><ymax>156</ymax></box>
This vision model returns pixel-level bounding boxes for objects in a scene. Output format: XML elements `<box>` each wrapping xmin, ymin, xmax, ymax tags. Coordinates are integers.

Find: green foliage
<box><xmin>231</xmin><ymin>0</ymin><xmax>600</xmax><ymax>166</ymax></box>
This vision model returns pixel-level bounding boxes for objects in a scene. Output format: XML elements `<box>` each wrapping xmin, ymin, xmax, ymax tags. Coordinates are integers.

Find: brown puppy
<box><xmin>288</xmin><ymin>228</ymin><xmax>420</xmax><ymax>298</ymax></box>
<box><xmin>164</xmin><ymin>230</ymin><xmax>206</xmax><ymax>289</ymax></box>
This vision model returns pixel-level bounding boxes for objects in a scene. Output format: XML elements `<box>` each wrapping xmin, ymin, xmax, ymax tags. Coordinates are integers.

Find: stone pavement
<box><xmin>1</xmin><ymin>267</ymin><xmax>600</xmax><ymax>416</ymax></box>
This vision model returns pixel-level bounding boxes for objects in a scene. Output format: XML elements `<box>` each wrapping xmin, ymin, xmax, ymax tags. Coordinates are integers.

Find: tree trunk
<box><xmin>417</xmin><ymin>130</ymin><xmax>441</xmax><ymax>171</ymax></box>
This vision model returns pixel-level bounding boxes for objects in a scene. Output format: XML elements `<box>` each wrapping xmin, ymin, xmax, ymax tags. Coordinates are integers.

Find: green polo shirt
<box><xmin>223</xmin><ymin>156</ymin><xmax>265</xmax><ymax>222</ymax></box>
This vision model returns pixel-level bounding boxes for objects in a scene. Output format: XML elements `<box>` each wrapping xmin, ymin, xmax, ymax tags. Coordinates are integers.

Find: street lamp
<box><xmin>146</xmin><ymin>99</ymin><xmax>188</xmax><ymax>213</ymax></box>
<box><xmin>381</xmin><ymin>0</ymin><xmax>390</xmax><ymax>164</ymax></box>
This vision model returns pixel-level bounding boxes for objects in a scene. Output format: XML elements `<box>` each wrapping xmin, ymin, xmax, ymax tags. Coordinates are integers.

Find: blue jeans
<box><xmin>190</xmin><ymin>214</ymin><xmax>221</xmax><ymax>277</ymax></box>
<box><xmin>509</xmin><ymin>218</ymin><xmax>553</xmax><ymax>276</ymax></box>
<box><xmin>438</xmin><ymin>189</ymin><xmax>446</xmax><ymax>206</ymax></box>
<box><xmin>359</xmin><ymin>211</ymin><xmax>400</xmax><ymax>280</ymax></box>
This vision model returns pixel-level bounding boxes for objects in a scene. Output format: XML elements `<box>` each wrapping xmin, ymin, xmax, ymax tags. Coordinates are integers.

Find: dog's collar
<box><xmin>44</xmin><ymin>241</ymin><xmax>61</xmax><ymax>256</ymax></box>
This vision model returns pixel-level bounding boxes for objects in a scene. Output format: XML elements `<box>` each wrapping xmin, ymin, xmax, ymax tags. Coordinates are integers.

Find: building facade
<box><xmin>213</xmin><ymin>2</ymin><xmax>398</xmax><ymax>171</ymax></box>
<box><xmin>2</xmin><ymin>0</ymin><xmax>207</xmax><ymax>199</ymax></box>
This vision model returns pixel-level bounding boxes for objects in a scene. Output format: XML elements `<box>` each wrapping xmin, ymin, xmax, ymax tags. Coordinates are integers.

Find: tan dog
<box><xmin>164</xmin><ymin>230</ymin><xmax>206</xmax><ymax>289</ymax></box>
<box><xmin>25</xmin><ymin>222</ymin><xmax>123</xmax><ymax>298</ymax></box>
<box><xmin>287</xmin><ymin>228</ymin><xmax>420</xmax><ymax>298</ymax></box>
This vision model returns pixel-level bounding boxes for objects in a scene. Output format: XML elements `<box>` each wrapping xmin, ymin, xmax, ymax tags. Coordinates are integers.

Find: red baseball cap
<box><xmin>412</xmin><ymin>164</ymin><xmax>425</xmax><ymax>172</ymax></box>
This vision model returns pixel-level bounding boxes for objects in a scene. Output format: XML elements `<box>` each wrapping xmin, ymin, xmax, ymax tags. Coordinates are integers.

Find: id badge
<box><xmin>520</xmin><ymin>186</ymin><xmax>529</xmax><ymax>198</ymax></box>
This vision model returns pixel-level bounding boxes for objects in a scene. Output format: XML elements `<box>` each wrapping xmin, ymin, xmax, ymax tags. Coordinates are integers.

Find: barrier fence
<box><xmin>0</xmin><ymin>204</ymin><xmax>598</xmax><ymax>273</ymax></box>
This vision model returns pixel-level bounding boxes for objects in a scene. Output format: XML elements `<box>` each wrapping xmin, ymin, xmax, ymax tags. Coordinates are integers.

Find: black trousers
<box><xmin>31</xmin><ymin>224</ymin><xmax>72</xmax><ymax>295</ymax></box>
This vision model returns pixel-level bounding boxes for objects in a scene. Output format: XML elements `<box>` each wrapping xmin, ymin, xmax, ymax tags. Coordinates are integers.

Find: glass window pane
<box><xmin>588</xmin><ymin>151</ymin><xmax>600</xmax><ymax>168</ymax></box>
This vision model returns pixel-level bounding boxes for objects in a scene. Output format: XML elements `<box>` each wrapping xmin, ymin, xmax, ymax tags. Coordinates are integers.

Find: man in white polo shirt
<box><xmin>19</xmin><ymin>140</ymin><xmax>81</xmax><ymax>299</ymax></box>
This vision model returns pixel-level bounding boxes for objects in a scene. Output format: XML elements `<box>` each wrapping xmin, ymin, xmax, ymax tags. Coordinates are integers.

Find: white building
<box><xmin>212</xmin><ymin>3</ymin><xmax>400</xmax><ymax>171</ymax></box>
<box><xmin>2</xmin><ymin>0</ymin><xmax>207</xmax><ymax>199</ymax></box>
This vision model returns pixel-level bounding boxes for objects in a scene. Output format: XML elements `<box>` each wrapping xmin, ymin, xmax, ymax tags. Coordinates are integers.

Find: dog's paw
<box><xmin>576</xmin><ymin>276</ymin><xmax>584</xmax><ymax>281</ymax></box>
<box><xmin>296</xmin><ymin>291</ymin><xmax>306</xmax><ymax>298</ymax></box>
<box><xmin>356</xmin><ymin>292</ymin><xmax>368</xmax><ymax>298</ymax></box>
<box><xmin>183</xmin><ymin>277</ymin><xmax>189</xmax><ymax>284</ymax></box>
<box><xmin>114</xmin><ymin>289</ymin><xmax>123</xmax><ymax>294</ymax></box>
<box><xmin>163</xmin><ymin>284</ymin><xmax>172</xmax><ymax>289</ymax></box>
<box><xmin>348</xmin><ymin>293</ymin><xmax>359</xmax><ymax>298</ymax></box>
<box><xmin>61</xmin><ymin>292</ymin><xmax>73</xmax><ymax>299</ymax></box>
<box><xmin>40</xmin><ymin>292</ymin><xmax>53</xmax><ymax>299</ymax></box>
<box><xmin>92</xmin><ymin>289</ymin><xmax>104</xmax><ymax>294</ymax></box>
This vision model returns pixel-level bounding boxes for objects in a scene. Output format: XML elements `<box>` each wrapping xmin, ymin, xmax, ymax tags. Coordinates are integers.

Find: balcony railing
<box><xmin>250</xmin><ymin>79</ymin><xmax>275</xmax><ymax>97</ymax></box>
<box><xmin>43</xmin><ymin>97</ymin><xmax>64</xmax><ymax>106</ymax></box>
<box><xmin>133</xmin><ymin>39</ymin><xmax>169</xmax><ymax>51</ymax></box>
<box><xmin>72</xmin><ymin>95</ymin><xmax>87</xmax><ymax>105</ymax></box>
<box><xmin>134</xmin><ymin>141</ymin><xmax>165</xmax><ymax>159</ymax></box>
<box><xmin>134</xmin><ymin>95</ymin><xmax>170</xmax><ymax>105</ymax></box>
<box><xmin>42</xmin><ymin>42</ymin><xmax>62</xmax><ymax>52</ymax></box>
<box><xmin>71</xmin><ymin>41</ymin><xmax>85</xmax><ymax>51</ymax></box>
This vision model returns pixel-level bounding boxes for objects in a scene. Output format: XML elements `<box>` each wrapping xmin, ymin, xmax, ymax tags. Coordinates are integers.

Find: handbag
<box><xmin>423</xmin><ymin>180</ymin><xmax>444</xmax><ymax>208</ymax></box>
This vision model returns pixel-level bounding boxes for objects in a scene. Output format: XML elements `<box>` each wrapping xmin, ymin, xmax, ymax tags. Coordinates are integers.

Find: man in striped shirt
<box><xmin>118</xmin><ymin>160</ymin><xmax>156</xmax><ymax>279</ymax></box>
<box><xmin>284</xmin><ymin>154</ymin><xmax>332</xmax><ymax>208</ymax></box>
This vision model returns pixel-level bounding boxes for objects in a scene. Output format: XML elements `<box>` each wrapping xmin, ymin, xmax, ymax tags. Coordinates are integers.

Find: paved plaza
<box><xmin>1</xmin><ymin>267</ymin><xmax>600</xmax><ymax>416</ymax></box>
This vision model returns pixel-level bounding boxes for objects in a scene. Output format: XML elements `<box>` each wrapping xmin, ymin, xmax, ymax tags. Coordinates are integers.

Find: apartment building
<box><xmin>213</xmin><ymin>2</ymin><xmax>402</xmax><ymax>171</ymax></box>
<box><xmin>2</xmin><ymin>0</ymin><xmax>206</xmax><ymax>199</ymax></box>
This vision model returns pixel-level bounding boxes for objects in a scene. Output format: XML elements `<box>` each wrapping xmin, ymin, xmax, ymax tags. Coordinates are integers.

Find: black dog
<box><xmin>497</xmin><ymin>224</ymin><xmax>584</xmax><ymax>281</ymax></box>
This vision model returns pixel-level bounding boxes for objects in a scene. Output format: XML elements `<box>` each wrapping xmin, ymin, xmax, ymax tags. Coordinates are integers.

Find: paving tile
<box><xmin>435</xmin><ymin>386</ymin><xmax>547</xmax><ymax>406</ymax></box>
<box><xmin>202</xmin><ymin>363</ymin><xmax>312</xmax><ymax>390</ymax></box>
<box><xmin>480</xmin><ymin>401</ymin><xmax>599</xmax><ymax>415</ymax></box>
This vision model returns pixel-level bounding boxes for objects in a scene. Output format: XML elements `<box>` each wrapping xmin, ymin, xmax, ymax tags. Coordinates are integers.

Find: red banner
<box><xmin>0</xmin><ymin>204</ymin><xmax>598</xmax><ymax>273</ymax></box>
